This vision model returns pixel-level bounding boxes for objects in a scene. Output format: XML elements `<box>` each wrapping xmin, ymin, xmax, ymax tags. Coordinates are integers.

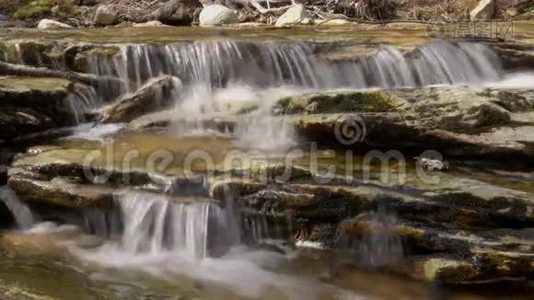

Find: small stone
<box><xmin>76</xmin><ymin>234</ymin><xmax>104</xmax><ymax>249</ymax></box>
<box><xmin>199</xmin><ymin>4</ymin><xmax>238</xmax><ymax>27</ymax></box>
<box><xmin>133</xmin><ymin>20</ymin><xmax>167</xmax><ymax>27</ymax></box>
<box><xmin>275</xmin><ymin>5</ymin><xmax>313</xmax><ymax>27</ymax></box>
<box><xmin>37</xmin><ymin>19</ymin><xmax>72</xmax><ymax>29</ymax></box>
<box><xmin>505</xmin><ymin>7</ymin><xmax>519</xmax><ymax>17</ymax></box>
<box><xmin>94</xmin><ymin>5</ymin><xmax>118</xmax><ymax>26</ymax></box>
<box><xmin>470</xmin><ymin>0</ymin><xmax>495</xmax><ymax>20</ymax></box>
<box><xmin>318</xmin><ymin>19</ymin><xmax>352</xmax><ymax>26</ymax></box>
<box><xmin>0</xmin><ymin>14</ymin><xmax>9</xmax><ymax>21</ymax></box>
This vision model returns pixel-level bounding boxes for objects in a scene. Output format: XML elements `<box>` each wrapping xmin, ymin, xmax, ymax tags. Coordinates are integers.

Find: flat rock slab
<box><xmin>0</xmin><ymin>77</ymin><xmax>72</xmax><ymax>107</ymax></box>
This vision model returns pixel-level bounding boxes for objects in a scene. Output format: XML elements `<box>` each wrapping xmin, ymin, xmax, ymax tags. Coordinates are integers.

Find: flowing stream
<box><xmin>2</xmin><ymin>34</ymin><xmax>533</xmax><ymax>299</ymax></box>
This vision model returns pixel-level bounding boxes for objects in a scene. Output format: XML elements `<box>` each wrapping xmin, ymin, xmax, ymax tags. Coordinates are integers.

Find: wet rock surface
<box><xmin>0</xmin><ymin>77</ymin><xmax>89</xmax><ymax>140</ymax></box>
<box><xmin>282</xmin><ymin>87</ymin><xmax>534</xmax><ymax>159</ymax></box>
<box><xmin>96</xmin><ymin>76</ymin><xmax>175</xmax><ymax>124</ymax></box>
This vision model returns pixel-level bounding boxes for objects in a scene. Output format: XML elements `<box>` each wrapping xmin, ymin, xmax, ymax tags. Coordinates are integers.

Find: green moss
<box><xmin>275</xmin><ymin>91</ymin><xmax>398</xmax><ymax>115</ymax></box>
<box><xmin>13</xmin><ymin>0</ymin><xmax>78</xmax><ymax>20</ymax></box>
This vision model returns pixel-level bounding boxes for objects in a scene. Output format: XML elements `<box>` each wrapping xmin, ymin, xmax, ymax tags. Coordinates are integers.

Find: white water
<box><xmin>73</xmin><ymin>191</ymin><xmax>362</xmax><ymax>299</ymax></box>
<box><xmin>64</xmin><ymin>84</ymin><xmax>101</xmax><ymax>125</ymax></box>
<box><xmin>0</xmin><ymin>187</ymin><xmax>34</xmax><ymax>230</ymax></box>
<box><xmin>82</xmin><ymin>40</ymin><xmax>505</xmax><ymax>150</ymax></box>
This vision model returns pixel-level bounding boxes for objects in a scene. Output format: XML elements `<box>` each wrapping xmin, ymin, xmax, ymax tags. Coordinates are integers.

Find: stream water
<box><xmin>1</xmin><ymin>30</ymin><xmax>534</xmax><ymax>299</ymax></box>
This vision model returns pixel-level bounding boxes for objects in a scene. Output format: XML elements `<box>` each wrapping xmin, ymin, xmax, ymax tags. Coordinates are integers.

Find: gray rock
<box><xmin>199</xmin><ymin>4</ymin><xmax>238</xmax><ymax>27</ymax></box>
<box><xmin>76</xmin><ymin>234</ymin><xmax>104</xmax><ymax>249</ymax></box>
<box><xmin>0</xmin><ymin>14</ymin><xmax>8</xmax><ymax>21</ymax></box>
<box><xmin>94</xmin><ymin>5</ymin><xmax>118</xmax><ymax>26</ymax></box>
<box><xmin>275</xmin><ymin>5</ymin><xmax>312</xmax><ymax>27</ymax></box>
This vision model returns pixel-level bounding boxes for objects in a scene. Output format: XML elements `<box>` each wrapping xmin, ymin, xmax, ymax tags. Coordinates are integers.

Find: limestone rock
<box><xmin>469</xmin><ymin>0</ymin><xmax>495</xmax><ymax>20</ymax></box>
<box><xmin>94</xmin><ymin>5</ymin><xmax>118</xmax><ymax>26</ymax></box>
<box><xmin>199</xmin><ymin>4</ymin><xmax>238</xmax><ymax>27</ymax></box>
<box><xmin>420</xmin><ymin>258</ymin><xmax>479</xmax><ymax>283</ymax></box>
<box><xmin>97</xmin><ymin>76</ymin><xmax>175</xmax><ymax>124</ymax></box>
<box><xmin>0</xmin><ymin>107</ymin><xmax>55</xmax><ymax>140</ymax></box>
<box><xmin>36</xmin><ymin>19</ymin><xmax>72</xmax><ymax>30</ymax></box>
<box><xmin>8</xmin><ymin>175</ymin><xmax>116</xmax><ymax>209</ymax></box>
<box><xmin>275</xmin><ymin>5</ymin><xmax>312</xmax><ymax>27</ymax></box>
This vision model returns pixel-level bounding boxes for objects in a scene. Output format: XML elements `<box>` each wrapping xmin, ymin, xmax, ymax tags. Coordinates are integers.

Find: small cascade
<box><xmin>336</xmin><ymin>206</ymin><xmax>403</xmax><ymax>268</ymax></box>
<box><xmin>0</xmin><ymin>187</ymin><xmax>34</xmax><ymax>230</ymax></box>
<box><xmin>64</xmin><ymin>84</ymin><xmax>101</xmax><ymax>124</ymax></box>
<box><xmin>234</xmin><ymin>109</ymin><xmax>298</xmax><ymax>151</ymax></box>
<box><xmin>357</xmin><ymin>211</ymin><xmax>403</xmax><ymax>267</ymax></box>
<box><xmin>116</xmin><ymin>192</ymin><xmax>239</xmax><ymax>259</ymax></box>
<box><xmin>82</xmin><ymin>39</ymin><xmax>504</xmax><ymax>149</ymax></box>
<box><xmin>88</xmin><ymin>40</ymin><xmax>503</xmax><ymax>94</ymax></box>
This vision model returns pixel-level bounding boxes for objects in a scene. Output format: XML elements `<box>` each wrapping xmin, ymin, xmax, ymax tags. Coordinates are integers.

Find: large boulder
<box><xmin>94</xmin><ymin>5</ymin><xmax>118</xmax><ymax>26</ymax></box>
<box><xmin>147</xmin><ymin>0</ymin><xmax>202</xmax><ymax>26</ymax></box>
<box><xmin>275</xmin><ymin>5</ymin><xmax>312</xmax><ymax>27</ymax></box>
<box><xmin>37</xmin><ymin>19</ymin><xmax>72</xmax><ymax>29</ymax></box>
<box><xmin>199</xmin><ymin>4</ymin><xmax>238</xmax><ymax>27</ymax></box>
<box><xmin>469</xmin><ymin>0</ymin><xmax>495</xmax><ymax>20</ymax></box>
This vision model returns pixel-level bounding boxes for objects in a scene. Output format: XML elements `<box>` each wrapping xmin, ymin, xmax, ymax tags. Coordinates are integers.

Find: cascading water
<box><xmin>114</xmin><ymin>192</ymin><xmax>239</xmax><ymax>258</ymax></box>
<box><xmin>65</xmin><ymin>84</ymin><xmax>101</xmax><ymax>125</ymax></box>
<box><xmin>76</xmin><ymin>191</ymin><xmax>357</xmax><ymax>299</ymax></box>
<box><xmin>88</xmin><ymin>40</ymin><xmax>503</xmax><ymax>92</ymax></box>
<box><xmin>84</xmin><ymin>39</ymin><xmax>504</xmax><ymax>150</ymax></box>
<box><xmin>0</xmin><ymin>187</ymin><xmax>34</xmax><ymax>230</ymax></box>
<box><xmin>336</xmin><ymin>207</ymin><xmax>404</xmax><ymax>268</ymax></box>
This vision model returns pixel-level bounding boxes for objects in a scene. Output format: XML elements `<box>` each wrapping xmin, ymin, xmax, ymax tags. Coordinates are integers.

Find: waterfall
<box><xmin>88</xmin><ymin>40</ymin><xmax>503</xmax><ymax>93</ymax></box>
<box><xmin>64</xmin><ymin>84</ymin><xmax>101</xmax><ymax>125</ymax></box>
<box><xmin>81</xmin><ymin>39</ymin><xmax>503</xmax><ymax>150</ymax></box>
<box><xmin>336</xmin><ymin>206</ymin><xmax>403</xmax><ymax>267</ymax></box>
<box><xmin>357</xmin><ymin>210</ymin><xmax>403</xmax><ymax>267</ymax></box>
<box><xmin>0</xmin><ymin>187</ymin><xmax>34</xmax><ymax>230</ymax></box>
<box><xmin>115</xmin><ymin>192</ymin><xmax>239</xmax><ymax>258</ymax></box>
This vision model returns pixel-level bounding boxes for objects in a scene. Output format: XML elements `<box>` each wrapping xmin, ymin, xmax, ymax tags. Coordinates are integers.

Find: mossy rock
<box><xmin>8</xmin><ymin>176</ymin><xmax>115</xmax><ymax>209</ymax></box>
<box><xmin>0</xmin><ymin>40</ymin><xmax>56</xmax><ymax>67</ymax></box>
<box><xmin>274</xmin><ymin>91</ymin><xmax>400</xmax><ymax>115</ymax></box>
<box><xmin>0</xmin><ymin>107</ymin><xmax>55</xmax><ymax>139</ymax></box>
<box><xmin>420</xmin><ymin>258</ymin><xmax>479</xmax><ymax>283</ymax></box>
<box><xmin>0</xmin><ymin>77</ymin><xmax>72</xmax><ymax>107</ymax></box>
<box><xmin>12</xmin><ymin>0</ymin><xmax>79</xmax><ymax>21</ymax></box>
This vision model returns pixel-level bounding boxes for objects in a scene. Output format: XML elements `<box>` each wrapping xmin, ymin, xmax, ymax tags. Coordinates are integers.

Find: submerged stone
<box><xmin>75</xmin><ymin>234</ymin><xmax>104</xmax><ymax>249</ymax></box>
